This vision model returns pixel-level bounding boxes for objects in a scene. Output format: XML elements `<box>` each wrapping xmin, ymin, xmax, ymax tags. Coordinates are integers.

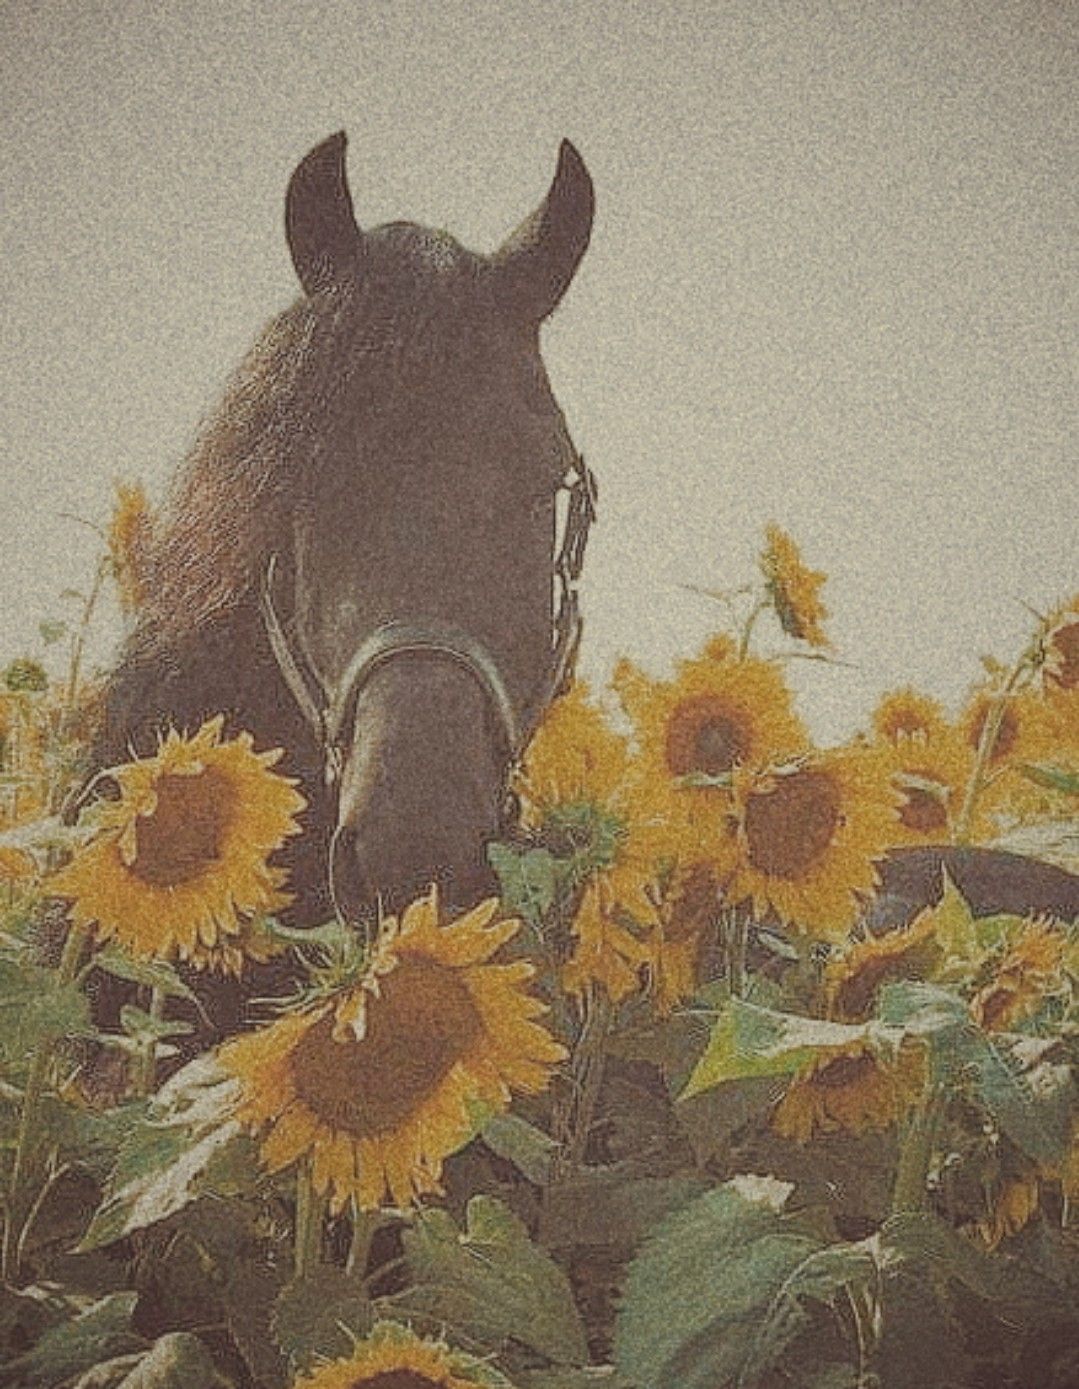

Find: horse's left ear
<box><xmin>489</xmin><ymin>141</ymin><xmax>594</xmax><ymax>321</ymax></box>
<box><xmin>286</xmin><ymin>131</ymin><xmax>366</xmax><ymax>296</ymax></box>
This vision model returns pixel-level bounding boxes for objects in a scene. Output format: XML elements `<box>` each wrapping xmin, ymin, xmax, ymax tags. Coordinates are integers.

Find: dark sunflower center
<box><xmin>131</xmin><ymin>769</ymin><xmax>232</xmax><ymax>887</ymax></box>
<box><xmin>665</xmin><ymin>695</ymin><xmax>751</xmax><ymax>777</ymax></box>
<box><xmin>289</xmin><ymin>958</ymin><xmax>483</xmax><ymax>1138</ymax></box>
<box><xmin>815</xmin><ymin>1052</ymin><xmax>876</xmax><ymax>1089</ymax></box>
<box><xmin>744</xmin><ymin>769</ymin><xmax>842</xmax><ymax>879</ymax></box>
<box><xmin>898</xmin><ymin>775</ymin><xmax>949</xmax><ymax>834</ymax></box>
<box><xmin>668</xmin><ymin>863</ymin><xmax>720</xmax><ymax>944</ymax></box>
<box><xmin>352</xmin><ymin>1372</ymin><xmax>443</xmax><ymax>1389</ymax></box>
<box><xmin>1048</xmin><ymin>621</ymin><xmax>1079</xmax><ymax>689</ymax></box>
<box><xmin>968</xmin><ymin>703</ymin><xmax>1019</xmax><ymax>763</ymax></box>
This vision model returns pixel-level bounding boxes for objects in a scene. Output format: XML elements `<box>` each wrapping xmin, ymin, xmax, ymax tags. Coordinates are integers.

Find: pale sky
<box><xmin>2</xmin><ymin>0</ymin><xmax>1076</xmax><ymax>744</ymax></box>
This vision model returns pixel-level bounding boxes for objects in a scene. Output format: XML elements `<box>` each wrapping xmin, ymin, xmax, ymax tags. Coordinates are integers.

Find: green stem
<box><xmin>726</xmin><ymin>909</ymin><xmax>748</xmax><ymax>999</ymax></box>
<box><xmin>2</xmin><ymin>923</ymin><xmax>88</xmax><ymax>1283</ymax></box>
<box><xmin>738</xmin><ymin>597</ymin><xmax>769</xmax><ymax>660</ymax></box>
<box><xmin>48</xmin><ymin>555</ymin><xmax>110</xmax><ymax>815</ymax></box>
<box><xmin>294</xmin><ymin>1160</ymin><xmax>326</xmax><ymax>1278</ymax></box>
<box><xmin>346</xmin><ymin>1209</ymin><xmax>381</xmax><ymax>1278</ymax></box>
<box><xmin>134</xmin><ymin>986</ymin><xmax>165</xmax><ymax>1098</ymax></box>
<box><xmin>553</xmin><ymin>987</ymin><xmax>612</xmax><ymax>1179</ymax></box>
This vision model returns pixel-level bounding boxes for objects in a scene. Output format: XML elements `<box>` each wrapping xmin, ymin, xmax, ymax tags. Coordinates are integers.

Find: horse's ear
<box><xmin>286</xmin><ymin>131</ymin><xmax>366</xmax><ymax>296</ymax></box>
<box><xmin>489</xmin><ymin>140</ymin><xmax>594</xmax><ymax>321</ymax></box>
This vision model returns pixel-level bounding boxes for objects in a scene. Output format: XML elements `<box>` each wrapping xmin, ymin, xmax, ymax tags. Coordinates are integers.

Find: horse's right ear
<box><xmin>286</xmin><ymin>132</ymin><xmax>366</xmax><ymax>296</ymax></box>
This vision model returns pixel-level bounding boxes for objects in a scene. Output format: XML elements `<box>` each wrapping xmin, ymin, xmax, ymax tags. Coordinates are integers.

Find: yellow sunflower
<box><xmin>291</xmin><ymin>1320</ymin><xmax>505</xmax><ymax>1389</ymax></box>
<box><xmin>221</xmin><ymin>888</ymin><xmax>565</xmax><ymax>1212</ymax></box>
<box><xmin>727</xmin><ymin>747</ymin><xmax>898</xmax><ymax>941</ymax></box>
<box><xmin>51</xmin><ymin>718</ymin><xmax>304</xmax><ymax>963</ymax></box>
<box><xmin>649</xmin><ymin>862</ymin><xmax>724</xmax><ymax>1013</ymax></box>
<box><xmin>773</xmin><ymin>1038</ymin><xmax>927</xmax><ymax>1144</ymax></box>
<box><xmin>971</xmin><ymin>920</ymin><xmax>1066</xmax><ymax>1032</ymax></box>
<box><xmin>826</xmin><ymin>910</ymin><xmax>942</xmax><ymax>1022</ymax></box>
<box><xmin>974</xmin><ymin>1171</ymin><xmax>1041</xmax><ymax>1251</ymax></box>
<box><xmin>759</xmin><ymin>524</ymin><xmax>831</xmax><ymax>648</ymax></box>
<box><xmin>872</xmin><ymin>687</ymin><xmax>949</xmax><ymax>747</ymax></box>
<box><xmin>1043</xmin><ymin>593</ymin><xmax>1079</xmax><ymax>693</ymax></box>
<box><xmin>959</xmin><ymin>685</ymin><xmax>1062</xmax><ymax>773</ymax></box>
<box><xmin>983</xmin><ymin>686</ymin><xmax>1079</xmax><ymax>826</ymax></box>
<box><xmin>875</xmin><ymin>722</ymin><xmax>976</xmax><ymax>845</ymax></box>
<box><xmin>107</xmin><ymin>481</ymin><xmax>154</xmax><ymax>617</ymax></box>
<box><xmin>614</xmin><ymin>641</ymin><xmax>810</xmax><ymax>871</ymax></box>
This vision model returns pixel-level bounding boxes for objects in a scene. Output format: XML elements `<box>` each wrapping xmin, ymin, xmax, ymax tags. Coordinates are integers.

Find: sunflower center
<box><xmin>665</xmin><ymin>695</ymin><xmax>751</xmax><ymax>777</ymax></box>
<box><xmin>351</xmin><ymin>1373</ymin><xmax>443</xmax><ymax>1389</ymax></box>
<box><xmin>1048</xmin><ymin>621</ymin><xmax>1079</xmax><ymax>689</ymax></box>
<box><xmin>814</xmin><ymin>1052</ymin><xmax>876</xmax><ymax>1089</ymax></box>
<box><xmin>898</xmin><ymin>774</ymin><xmax>949</xmax><ymax>834</ymax></box>
<box><xmin>130</xmin><ymin>768</ymin><xmax>232</xmax><ymax>886</ymax></box>
<box><xmin>289</xmin><ymin>957</ymin><xmax>484</xmax><ymax>1137</ymax></box>
<box><xmin>743</xmin><ymin>769</ymin><xmax>842</xmax><ymax>879</ymax></box>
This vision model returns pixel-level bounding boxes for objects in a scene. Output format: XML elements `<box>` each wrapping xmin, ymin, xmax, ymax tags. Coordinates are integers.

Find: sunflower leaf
<box><xmin>80</xmin><ymin>1056</ymin><xmax>253</xmax><ymax>1250</ymax></box>
<box><xmin>385</xmin><ymin>1195</ymin><xmax>588</xmax><ymax>1367</ymax></box>
<box><xmin>1017</xmin><ymin>762</ymin><xmax>1079</xmax><ymax>796</ymax></box>
<box><xmin>614</xmin><ymin>1179</ymin><xmax>870</xmax><ymax>1389</ymax></box>
<box><xmin>487</xmin><ymin>842</ymin><xmax>567</xmax><ymax>931</ymax></box>
<box><xmin>479</xmin><ymin>1110</ymin><xmax>558</xmax><ymax>1185</ymax></box>
<box><xmin>272</xmin><ymin>1266</ymin><xmax>372</xmax><ymax>1372</ymax></box>
<box><xmin>90</xmin><ymin>948</ymin><xmax>201</xmax><ymax>1005</ymax></box>
<box><xmin>2</xmin><ymin>1291</ymin><xmax>142</xmax><ymax>1387</ymax></box>
<box><xmin>680</xmin><ymin>999</ymin><xmax>881</xmax><ymax>1100</ymax></box>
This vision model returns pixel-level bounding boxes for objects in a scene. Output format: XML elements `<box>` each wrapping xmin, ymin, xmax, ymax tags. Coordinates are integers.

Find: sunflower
<box><xmin>0</xmin><ymin>845</ymin><xmax>36</xmax><ymax>885</ymax></box>
<box><xmin>291</xmin><ymin>1320</ymin><xmax>507</xmax><ymax>1389</ymax></box>
<box><xmin>221</xmin><ymin>888</ymin><xmax>565</xmax><ymax>1212</ymax></box>
<box><xmin>872</xmin><ymin>687</ymin><xmax>949</xmax><ymax>747</ymax></box>
<box><xmin>873</xmin><ymin>718</ymin><xmax>976</xmax><ymax>845</ymax></box>
<box><xmin>727</xmin><ymin>747</ymin><xmax>898</xmax><ymax>941</ymax></box>
<box><xmin>959</xmin><ymin>685</ymin><xmax>1061</xmax><ymax>773</ymax></box>
<box><xmin>773</xmin><ymin>1038</ymin><xmax>927</xmax><ymax>1144</ymax></box>
<box><xmin>826</xmin><ymin>909</ymin><xmax>942</xmax><ymax>1022</ymax></box>
<box><xmin>51</xmin><ymin>718</ymin><xmax>304</xmax><ymax>963</ymax></box>
<box><xmin>649</xmin><ymin>862</ymin><xmax>724</xmax><ymax>1013</ymax></box>
<box><xmin>107</xmin><ymin>481</ymin><xmax>154</xmax><ymax>617</ymax></box>
<box><xmin>759</xmin><ymin>524</ymin><xmax>831</xmax><ymax>648</ymax></box>
<box><xmin>561</xmin><ymin>876</ymin><xmax>653</xmax><ymax>1003</ymax></box>
<box><xmin>974</xmin><ymin>1171</ymin><xmax>1041</xmax><ymax>1251</ymax></box>
<box><xmin>1043</xmin><ymin>593</ymin><xmax>1079</xmax><ymax>693</ymax></box>
<box><xmin>971</xmin><ymin>921</ymin><xmax>1066</xmax><ymax>1032</ymax></box>
<box><xmin>984</xmin><ymin>687</ymin><xmax>1079</xmax><ymax>826</ymax></box>
<box><xmin>614</xmin><ymin>641</ymin><xmax>809</xmax><ymax>871</ymax></box>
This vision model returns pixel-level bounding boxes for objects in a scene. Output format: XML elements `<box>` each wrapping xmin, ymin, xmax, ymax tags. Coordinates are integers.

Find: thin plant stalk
<box><xmin>134</xmin><ymin>985</ymin><xmax>166</xmax><ymax>1098</ymax></box>
<box><xmin>891</xmin><ymin>1087</ymin><xmax>945</xmax><ymax>1214</ymax></box>
<box><xmin>294</xmin><ymin>1159</ymin><xmax>327</xmax><ymax>1278</ymax></box>
<box><xmin>738</xmin><ymin>596</ymin><xmax>770</xmax><ymax>660</ymax></box>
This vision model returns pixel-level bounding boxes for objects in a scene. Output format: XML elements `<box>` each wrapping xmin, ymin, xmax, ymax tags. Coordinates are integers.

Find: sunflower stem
<box><xmin>134</xmin><ymin>986</ymin><xmax>165</xmax><ymax>1098</ymax></box>
<box><xmin>726</xmin><ymin>909</ymin><xmax>749</xmax><ymax>999</ymax></box>
<box><xmin>294</xmin><ymin>1160</ymin><xmax>326</xmax><ymax>1278</ymax></box>
<box><xmin>891</xmin><ymin>1089</ymin><xmax>944</xmax><ymax>1214</ymax></box>
<box><xmin>553</xmin><ymin>987</ymin><xmax>612</xmax><ymax>1179</ymax></box>
<box><xmin>2</xmin><ymin>922</ymin><xmax>89</xmax><ymax>1283</ymax></box>
<box><xmin>738</xmin><ymin>596</ymin><xmax>769</xmax><ymax>660</ymax></box>
<box><xmin>346</xmin><ymin>1209</ymin><xmax>381</xmax><ymax>1278</ymax></box>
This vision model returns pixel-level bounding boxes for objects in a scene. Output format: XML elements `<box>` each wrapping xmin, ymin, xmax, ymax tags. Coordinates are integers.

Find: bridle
<box><xmin>260</xmin><ymin>450</ymin><xmax>597</xmax><ymax>794</ymax></box>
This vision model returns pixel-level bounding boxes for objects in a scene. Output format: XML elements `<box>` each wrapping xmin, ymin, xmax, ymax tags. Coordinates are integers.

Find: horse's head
<box><xmin>271</xmin><ymin>132</ymin><xmax>594</xmax><ymax>921</ymax></box>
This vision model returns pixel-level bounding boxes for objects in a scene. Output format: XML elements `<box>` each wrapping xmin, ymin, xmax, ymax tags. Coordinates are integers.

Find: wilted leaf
<box><xmin>80</xmin><ymin>1056</ymin><xmax>253</xmax><ymax>1249</ymax></box>
<box><xmin>272</xmin><ymin>1266</ymin><xmax>371</xmax><ymax>1371</ymax></box>
<box><xmin>386</xmin><ymin>1196</ymin><xmax>588</xmax><ymax>1366</ymax></box>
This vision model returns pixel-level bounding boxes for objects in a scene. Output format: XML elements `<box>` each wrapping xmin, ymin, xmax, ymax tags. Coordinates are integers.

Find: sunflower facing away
<box><xmin>292</xmin><ymin>1320</ymin><xmax>507</xmax><ymax>1389</ymax></box>
<box><xmin>826</xmin><ymin>908</ymin><xmax>942</xmax><ymax>1022</ymax></box>
<box><xmin>221</xmin><ymin>888</ymin><xmax>565</xmax><ymax>1212</ymax></box>
<box><xmin>51</xmin><ymin>717</ymin><xmax>304</xmax><ymax>964</ymax></box>
<box><xmin>759</xmin><ymin>523</ymin><xmax>831</xmax><ymax>648</ymax></box>
<box><xmin>727</xmin><ymin>746</ymin><xmax>898</xmax><ymax>941</ymax></box>
<box><xmin>971</xmin><ymin>921</ymin><xmax>1066</xmax><ymax>1033</ymax></box>
<box><xmin>773</xmin><ymin>1038</ymin><xmax>927</xmax><ymax>1144</ymax></box>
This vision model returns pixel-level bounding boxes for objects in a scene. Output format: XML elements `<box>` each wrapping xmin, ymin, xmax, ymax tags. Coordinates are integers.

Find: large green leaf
<box><xmin>0</xmin><ymin>957</ymin><xmax>93</xmax><ymax>1065</ymax></box>
<box><xmin>1</xmin><ymin>1292</ymin><xmax>141</xmax><ymax>1388</ymax></box>
<box><xmin>680</xmin><ymin>999</ymin><xmax>884</xmax><ymax>1100</ymax></box>
<box><xmin>1017</xmin><ymin>762</ymin><xmax>1079</xmax><ymax>796</ymax></box>
<box><xmin>75</xmin><ymin>1333</ymin><xmax>221</xmax><ymax>1389</ymax></box>
<box><xmin>614</xmin><ymin>1178</ymin><xmax>869</xmax><ymax>1389</ymax></box>
<box><xmin>480</xmin><ymin>1110</ymin><xmax>558</xmax><ymax>1185</ymax></box>
<box><xmin>272</xmin><ymin>1266</ymin><xmax>372</xmax><ymax>1372</ymax></box>
<box><xmin>80</xmin><ymin>1055</ymin><xmax>254</xmax><ymax>1250</ymax></box>
<box><xmin>384</xmin><ymin>1195</ymin><xmax>588</xmax><ymax>1367</ymax></box>
<box><xmin>487</xmin><ymin>843</ymin><xmax>568</xmax><ymax>931</ymax></box>
<box><xmin>540</xmin><ymin>1170</ymin><xmax>709</xmax><ymax>1250</ymax></box>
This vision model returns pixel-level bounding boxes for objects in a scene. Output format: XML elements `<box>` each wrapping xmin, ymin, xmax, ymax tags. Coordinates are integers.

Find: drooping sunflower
<box><xmin>872</xmin><ymin>687</ymin><xmax>948</xmax><ymax>746</ymax></box>
<box><xmin>959</xmin><ymin>685</ymin><xmax>1061</xmax><ymax>773</ymax></box>
<box><xmin>1043</xmin><ymin>593</ymin><xmax>1079</xmax><ymax>693</ymax></box>
<box><xmin>727</xmin><ymin>746</ymin><xmax>898</xmax><ymax>941</ymax></box>
<box><xmin>872</xmin><ymin>709</ymin><xmax>976</xmax><ymax>844</ymax></box>
<box><xmin>826</xmin><ymin>909</ymin><xmax>942</xmax><ymax>1022</ymax></box>
<box><xmin>971</xmin><ymin>920</ymin><xmax>1066</xmax><ymax>1032</ymax></box>
<box><xmin>51</xmin><ymin>718</ymin><xmax>304</xmax><ymax>963</ymax></box>
<box><xmin>107</xmin><ymin>481</ymin><xmax>154</xmax><ymax>617</ymax></box>
<box><xmin>759</xmin><ymin>523</ymin><xmax>831</xmax><ymax>649</ymax></box>
<box><xmin>649</xmin><ymin>861</ymin><xmax>724</xmax><ymax>1013</ymax></box>
<box><xmin>221</xmin><ymin>888</ymin><xmax>565</xmax><ymax>1212</ymax></box>
<box><xmin>773</xmin><ymin>1038</ymin><xmax>927</xmax><ymax>1144</ymax></box>
<box><xmin>614</xmin><ymin>640</ymin><xmax>810</xmax><ymax>872</ymax></box>
<box><xmin>291</xmin><ymin>1320</ymin><xmax>508</xmax><ymax>1389</ymax></box>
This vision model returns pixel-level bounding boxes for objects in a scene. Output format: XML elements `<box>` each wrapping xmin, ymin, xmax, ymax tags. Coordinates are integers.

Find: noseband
<box><xmin>260</xmin><ymin>451</ymin><xmax>597</xmax><ymax>791</ymax></box>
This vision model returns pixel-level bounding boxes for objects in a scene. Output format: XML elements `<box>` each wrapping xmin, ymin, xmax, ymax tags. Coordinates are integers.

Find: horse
<box><xmin>90</xmin><ymin>131</ymin><xmax>596</xmax><ymax>948</ymax></box>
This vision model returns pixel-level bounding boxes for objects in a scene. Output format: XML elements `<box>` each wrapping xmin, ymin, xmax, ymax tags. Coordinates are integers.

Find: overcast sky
<box><xmin>2</xmin><ymin>0</ymin><xmax>1076</xmax><ymax>743</ymax></box>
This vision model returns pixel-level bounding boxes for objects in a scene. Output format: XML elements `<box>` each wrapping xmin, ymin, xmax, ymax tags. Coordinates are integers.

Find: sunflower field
<box><xmin>0</xmin><ymin>496</ymin><xmax>1077</xmax><ymax>1389</ymax></box>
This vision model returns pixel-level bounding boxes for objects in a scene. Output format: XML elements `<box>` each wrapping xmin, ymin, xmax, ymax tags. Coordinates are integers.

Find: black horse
<box><xmin>93</xmin><ymin>131</ymin><xmax>595</xmax><ymax>935</ymax></box>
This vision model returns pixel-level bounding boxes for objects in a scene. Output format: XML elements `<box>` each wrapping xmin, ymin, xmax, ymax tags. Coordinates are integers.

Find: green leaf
<box><xmin>100</xmin><ymin>1333</ymin><xmax>220</xmax><ymax>1389</ymax></box>
<box><xmin>680</xmin><ymin>999</ymin><xmax>881</xmax><ymax>1100</ymax></box>
<box><xmin>272</xmin><ymin>1266</ymin><xmax>372</xmax><ymax>1372</ymax></box>
<box><xmin>540</xmin><ymin>1171</ymin><xmax>709</xmax><ymax>1250</ymax></box>
<box><xmin>614</xmin><ymin>1179</ymin><xmax>867</xmax><ymax>1389</ymax></box>
<box><xmin>80</xmin><ymin>1056</ymin><xmax>253</xmax><ymax>1250</ymax></box>
<box><xmin>0</xmin><ymin>957</ymin><xmax>94</xmax><ymax>1065</ymax></box>
<box><xmin>119</xmin><ymin>1006</ymin><xmax>193</xmax><ymax>1042</ymax></box>
<box><xmin>38</xmin><ymin>619</ymin><xmax>69</xmax><ymax>647</ymax></box>
<box><xmin>922</xmin><ymin>870</ymin><xmax>980</xmax><ymax>962</ymax></box>
<box><xmin>386</xmin><ymin>1195</ymin><xmax>588</xmax><ymax>1366</ymax></box>
<box><xmin>1018</xmin><ymin>762</ymin><xmax>1079</xmax><ymax>796</ymax></box>
<box><xmin>480</xmin><ymin>1111</ymin><xmax>558</xmax><ymax>1185</ymax></box>
<box><xmin>3</xmin><ymin>1291</ymin><xmax>141</xmax><ymax>1388</ymax></box>
<box><xmin>487</xmin><ymin>843</ymin><xmax>567</xmax><ymax>930</ymax></box>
